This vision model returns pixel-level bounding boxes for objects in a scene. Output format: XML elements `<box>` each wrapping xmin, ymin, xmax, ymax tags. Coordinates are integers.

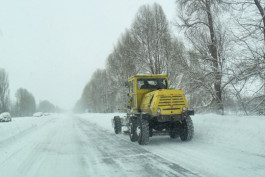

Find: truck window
<box><xmin>132</xmin><ymin>80</ymin><xmax>135</xmax><ymax>92</ymax></box>
<box><xmin>137</xmin><ymin>78</ymin><xmax>167</xmax><ymax>89</ymax></box>
<box><xmin>128</xmin><ymin>81</ymin><xmax>132</xmax><ymax>93</ymax></box>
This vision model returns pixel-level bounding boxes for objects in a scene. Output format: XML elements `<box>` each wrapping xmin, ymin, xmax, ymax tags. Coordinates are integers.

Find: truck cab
<box><xmin>127</xmin><ymin>75</ymin><xmax>193</xmax><ymax>118</ymax></box>
<box><xmin>127</xmin><ymin>75</ymin><xmax>168</xmax><ymax>113</ymax></box>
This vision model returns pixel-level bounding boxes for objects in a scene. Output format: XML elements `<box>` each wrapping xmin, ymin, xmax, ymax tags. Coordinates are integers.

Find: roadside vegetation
<box><xmin>75</xmin><ymin>1</ymin><xmax>264</xmax><ymax>115</ymax></box>
<box><xmin>0</xmin><ymin>68</ymin><xmax>60</xmax><ymax>117</ymax></box>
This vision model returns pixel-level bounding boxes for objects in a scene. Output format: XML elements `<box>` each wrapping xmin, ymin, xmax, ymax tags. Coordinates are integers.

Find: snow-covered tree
<box><xmin>79</xmin><ymin>3</ymin><xmax>187</xmax><ymax>113</ymax></box>
<box><xmin>0</xmin><ymin>68</ymin><xmax>10</xmax><ymax>113</ymax></box>
<box><xmin>227</xmin><ymin>0</ymin><xmax>265</xmax><ymax>114</ymax></box>
<box><xmin>176</xmin><ymin>0</ymin><xmax>231</xmax><ymax>114</ymax></box>
<box><xmin>13</xmin><ymin>88</ymin><xmax>36</xmax><ymax>116</ymax></box>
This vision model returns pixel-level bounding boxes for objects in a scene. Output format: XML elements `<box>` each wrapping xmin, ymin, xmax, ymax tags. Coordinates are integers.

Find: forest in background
<box><xmin>75</xmin><ymin>1</ymin><xmax>265</xmax><ymax>115</ymax></box>
<box><xmin>0</xmin><ymin>68</ymin><xmax>60</xmax><ymax>116</ymax></box>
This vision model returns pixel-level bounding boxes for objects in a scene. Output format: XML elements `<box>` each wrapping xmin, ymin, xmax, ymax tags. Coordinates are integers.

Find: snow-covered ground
<box><xmin>0</xmin><ymin>114</ymin><xmax>197</xmax><ymax>177</ymax></box>
<box><xmin>0</xmin><ymin>113</ymin><xmax>264</xmax><ymax>177</ymax></box>
<box><xmin>0</xmin><ymin>115</ymin><xmax>56</xmax><ymax>142</ymax></box>
<box><xmin>79</xmin><ymin>113</ymin><xmax>265</xmax><ymax>177</ymax></box>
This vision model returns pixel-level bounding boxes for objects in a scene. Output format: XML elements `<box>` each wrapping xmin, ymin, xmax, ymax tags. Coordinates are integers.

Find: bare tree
<box><xmin>176</xmin><ymin>0</ymin><xmax>230</xmax><ymax>114</ymax></box>
<box><xmin>226</xmin><ymin>0</ymin><xmax>265</xmax><ymax>114</ymax></box>
<box><xmin>164</xmin><ymin>37</ymin><xmax>187</xmax><ymax>88</ymax></box>
<box><xmin>78</xmin><ymin>3</ymin><xmax>190</xmax><ymax>113</ymax></box>
<box><xmin>0</xmin><ymin>68</ymin><xmax>10</xmax><ymax>113</ymax></box>
<box><xmin>14</xmin><ymin>88</ymin><xmax>36</xmax><ymax>116</ymax></box>
<box><xmin>105</xmin><ymin>30</ymin><xmax>139</xmax><ymax>111</ymax></box>
<box><xmin>73</xmin><ymin>99</ymin><xmax>86</xmax><ymax>113</ymax></box>
<box><xmin>106</xmin><ymin>30</ymin><xmax>137</xmax><ymax>86</ymax></box>
<box><xmin>80</xmin><ymin>69</ymin><xmax>113</xmax><ymax>113</ymax></box>
<box><xmin>131</xmin><ymin>3</ymin><xmax>172</xmax><ymax>74</ymax></box>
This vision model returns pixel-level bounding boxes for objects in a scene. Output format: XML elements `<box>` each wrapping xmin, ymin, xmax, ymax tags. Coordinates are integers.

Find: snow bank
<box><xmin>193</xmin><ymin>114</ymin><xmax>265</xmax><ymax>155</ymax></box>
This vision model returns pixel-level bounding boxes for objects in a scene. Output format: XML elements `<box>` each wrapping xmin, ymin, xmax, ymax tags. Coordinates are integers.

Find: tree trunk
<box><xmin>253</xmin><ymin>0</ymin><xmax>265</xmax><ymax>49</ymax></box>
<box><xmin>206</xmin><ymin>0</ymin><xmax>224</xmax><ymax>114</ymax></box>
<box><xmin>253</xmin><ymin>0</ymin><xmax>265</xmax><ymax>113</ymax></box>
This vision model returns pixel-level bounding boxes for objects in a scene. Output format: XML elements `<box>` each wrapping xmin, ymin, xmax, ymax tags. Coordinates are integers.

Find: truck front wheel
<box><xmin>137</xmin><ymin>115</ymin><xmax>150</xmax><ymax>145</ymax></box>
<box><xmin>169</xmin><ymin>127</ymin><xmax>179</xmax><ymax>139</ymax></box>
<box><xmin>180</xmin><ymin>115</ymin><xmax>194</xmax><ymax>141</ymax></box>
<box><xmin>129</xmin><ymin>118</ymin><xmax>138</xmax><ymax>142</ymax></box>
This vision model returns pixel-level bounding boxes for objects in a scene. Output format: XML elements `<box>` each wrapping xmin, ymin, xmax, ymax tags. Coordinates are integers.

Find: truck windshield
<box><xmin>137</xmin><ymin>78</ymin><xmax>167</xmax><ymax>89</ymax></box>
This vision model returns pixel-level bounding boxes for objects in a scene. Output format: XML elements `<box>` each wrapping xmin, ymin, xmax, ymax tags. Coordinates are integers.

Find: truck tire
<box><xmin>180</xmin><ymin>116</ymin><xmax>194</xmax><ymax>141</ymax></box>
<box><xmin>129</xmin><ymin>118</ymin><xmax>138</xmax><ymax>142</ymax></box>
<box><xmin>169</xmin><ymin>127</ymin><xmax>178</xmax><ymax>139</ymax></box>
<box><xmin>114</xmin><ymin>116</ymin><xmax>121</xmax><ymax>134</ymax></box>
<box><xmin>137</xmin><ymin>115</ymin><xmax>149</xmax><ymax>145</ymax></box>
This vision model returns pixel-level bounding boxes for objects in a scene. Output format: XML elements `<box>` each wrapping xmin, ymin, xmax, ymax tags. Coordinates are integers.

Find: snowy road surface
<box><xmin>0</xmin><ymin>114</ymin><xmax>199</xmax><ymax>177</ymax></box>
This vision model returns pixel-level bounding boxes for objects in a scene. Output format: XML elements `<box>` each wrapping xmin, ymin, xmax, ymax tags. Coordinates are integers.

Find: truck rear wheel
<box><xmin>137</xmin><ymin>115</ymin><xmax>149</xmax><ymax>145</ymax></box>
<box><xmin>180</xmin><ymin>116</ymin><xmax>194</xmax><ymax>141</ymax></box>
<box><xmin>169</xmin><ymin>127</ymin><xmax>178</xmax><ymax>139</ymax></box>
<box><xmin>114</xmin><ymin>116</ymin><xmax>121</xmax><ymax>134</ymax></box>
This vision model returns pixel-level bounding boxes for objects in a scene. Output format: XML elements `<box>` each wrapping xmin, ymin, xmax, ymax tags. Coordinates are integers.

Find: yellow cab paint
<box><xmin>127</xmin><ymin>75</ymin><xmax>189</xmax><ymax>116</ymax></box>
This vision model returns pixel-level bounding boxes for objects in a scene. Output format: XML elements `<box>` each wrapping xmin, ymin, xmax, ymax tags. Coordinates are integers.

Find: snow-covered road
<box><xmin>0</xmin><ymin>114</ymin><xmax>199</xmax><ymax>177</ymax></box>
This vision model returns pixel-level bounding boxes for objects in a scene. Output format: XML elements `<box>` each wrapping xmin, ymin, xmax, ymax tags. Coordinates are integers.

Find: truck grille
<box><xmin>163</xmin><ymin>108</ymin><xmax>181</xmax><ymax>110</ymax></box>
<box><xmin>158</xmin><ymin>95</ymin><xmax>185</xmax><ymax>107</ymax></box>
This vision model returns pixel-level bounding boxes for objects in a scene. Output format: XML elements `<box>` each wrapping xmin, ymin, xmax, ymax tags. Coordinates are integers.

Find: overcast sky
<box><xmin>0</xmin><ymin>0</ymin><xmax>176</xmax><ymax>110</ymax></box>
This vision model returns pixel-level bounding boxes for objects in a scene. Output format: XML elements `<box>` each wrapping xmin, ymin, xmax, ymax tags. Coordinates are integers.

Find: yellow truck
<box><xmin>112</xmin><ymin>74</ymin><xmax>194</xmax><ymax>145</ymax></box>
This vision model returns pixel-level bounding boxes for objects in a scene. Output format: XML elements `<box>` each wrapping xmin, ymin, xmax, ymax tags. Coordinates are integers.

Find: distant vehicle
<box><xmin>33</xmin><ymin>112</ymin><xmax>43</xmax><ymax>117</ymax></box>
<box><xmin>0</xmin><ymin>112</ymin><xmax>12</xmax><ymax>122</ymax></box>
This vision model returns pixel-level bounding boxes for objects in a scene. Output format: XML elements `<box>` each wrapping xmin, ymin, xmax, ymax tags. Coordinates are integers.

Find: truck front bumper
<box><xmin>156</xmin><ymin>110</ymin><xmax>194</xmax><ymax>122</ymax></box>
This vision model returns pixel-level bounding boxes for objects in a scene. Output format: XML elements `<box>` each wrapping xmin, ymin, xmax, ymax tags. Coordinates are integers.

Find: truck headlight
<box><xmin>157</xmin><ymin>108</ymin><xmax>161</xmax><ymax>114</ymax></box>
<box><xmin>182</xmin><ymin>107</ymin><xmax>187</xmax><ymax>111</ymax></box>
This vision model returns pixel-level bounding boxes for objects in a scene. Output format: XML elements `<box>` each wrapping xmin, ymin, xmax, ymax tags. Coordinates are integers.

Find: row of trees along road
<box><xmin>76</xmin><ymin>1</ymin><xmax>264</xmax><ymax>115</ymax></box>
<box><xmin>0</xmin><ymin>68</ymin><xmax>58</xmax><ymax>116</ymax></box>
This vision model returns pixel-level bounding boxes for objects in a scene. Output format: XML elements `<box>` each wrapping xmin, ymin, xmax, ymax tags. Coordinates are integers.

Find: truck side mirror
<box><xmin>125</xmin><ymin>81</ymin><xmax>129</xmax><ymax>87</ymax></box>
